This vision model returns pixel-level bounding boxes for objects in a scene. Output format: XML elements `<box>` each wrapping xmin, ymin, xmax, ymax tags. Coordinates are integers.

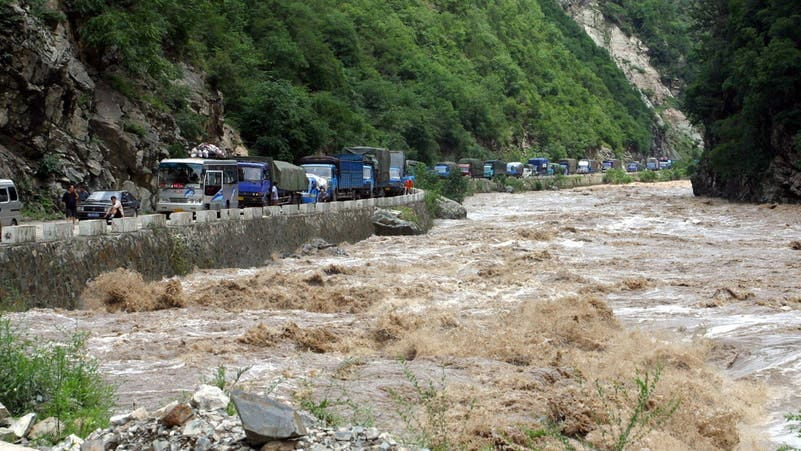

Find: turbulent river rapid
<box><xmin>12</xmin><ymin>181</ymin><xmax>801</xmax><ymax>449</ymax></box>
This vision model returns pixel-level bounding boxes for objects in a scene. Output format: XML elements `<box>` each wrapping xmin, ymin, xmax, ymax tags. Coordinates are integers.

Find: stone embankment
<box><xmin>0</xmin><ymin>192</ymin><xmax>430</xmax><ymax>310</ymax></box>
<box><xmin>0</xmin><ymin>386</ymin><xmax>409</xmax><ymax>451</ymax></box>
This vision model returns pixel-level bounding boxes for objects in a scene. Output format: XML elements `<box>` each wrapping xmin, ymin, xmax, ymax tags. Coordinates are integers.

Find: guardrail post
<box><xmin>42</xmin><ymin>222</ymin><xmax>74</xmax><ymax>241</ymax></box>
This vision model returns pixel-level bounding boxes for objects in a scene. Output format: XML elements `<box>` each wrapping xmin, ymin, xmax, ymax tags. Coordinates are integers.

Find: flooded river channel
<box><xmin>11</xmin><ymin>180</ymin><xmax>801</xmax><ymax>449</ymax></box>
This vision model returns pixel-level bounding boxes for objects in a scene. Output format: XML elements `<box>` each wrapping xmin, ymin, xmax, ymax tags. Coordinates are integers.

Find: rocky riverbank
<box><xmin>1</xmin><ymin>386</ymin><xmax>409</xmax><ymax>451</ymax></box>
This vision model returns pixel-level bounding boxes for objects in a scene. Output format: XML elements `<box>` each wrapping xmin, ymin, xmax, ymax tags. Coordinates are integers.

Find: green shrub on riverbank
<box><xmin>638</xmin><ymin>170</ymin><xmax>659</xmax><ymax>182</ymax></box>
<box><xmin>0</xmin><ymin>316</ymin><xmax>114</xmax><ymax>442</ymax></box>
<box><xmin>604</xmin><ymin>169</ymin><xmax>633</xmax><ymax>184</ymax></box>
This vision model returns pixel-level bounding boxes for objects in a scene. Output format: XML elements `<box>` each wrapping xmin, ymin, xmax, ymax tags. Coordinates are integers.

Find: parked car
<box><xmin>0</xmin><ymin>179</ymin><xmax>23</xmax><ymax>227</ymax></box>
<box><xmin>626</xmin><ymin>162</ymin><xmax>641</xmax><ymax>172</ymax></box>
<box><xmin>77</xmin><ymin>190</ymin><xmax>140</xmax><ymax>220</ymax></box>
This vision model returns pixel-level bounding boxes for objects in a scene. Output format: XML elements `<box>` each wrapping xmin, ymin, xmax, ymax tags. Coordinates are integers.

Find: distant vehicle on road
<box><xmin>483</xmin><ymin>160</ymin><xmax>507</xmax><ymax>178</ymax></box>
<box><xmin>646</xmin><ymin>158</ymin><xmax>660</xmax><ymax>171</ymax></box>
<box><xmin>506</xmin><ymin>162</ymin><xmax>524</xmax><ymax>177</ymax></box>
<box><xmin>0</xmin><ymin>179</ymin><xmax>22</xmax><ymax>227</ymax></box>
<box><xmin>558</xmin><ymin>159</ymin><xmax>578</xmax><ymax>175</ymax></box>
<box><xmin>78</xmin><ymin>190</ymin><xmax>140</xmax><ymax>220</ymax></box>
<box><xmin>435</xmin><ymin>162</ymin><xmax>460</xmax><ymax>178</ymax></box>
<box><xmin>602</xmin><ymin>159</ymin><xmax>623</xmax><ymax>171</ymax></box>
<box><xmin>626</xmin><ymin>162</ymin><xmax>641</xmax><ymax>172</ymax></box>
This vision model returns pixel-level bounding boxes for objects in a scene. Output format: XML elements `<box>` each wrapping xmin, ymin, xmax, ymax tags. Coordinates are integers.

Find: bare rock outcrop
<box><xmin>559</xmin><ymin>0</ymin><xmax>702</xmax><ymax>159</ymax></box>
<box><xmin>0</xmin><ymin>1</ymin><xmax>246</xmax><ymax>209</ymax></box>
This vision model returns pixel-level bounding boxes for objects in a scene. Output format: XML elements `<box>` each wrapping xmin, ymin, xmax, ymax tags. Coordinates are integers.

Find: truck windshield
<box><xmin>159</xmin><ymin>162</ymin><xmax>203</xmax><ymax>188</ymax></box>
<box><xmin>239</xmin><ymin>167</ymin><xmax>263</xmax><ymax>182</ymax></box>
<box><xmin>303</xmin><ymin>166</ymin><xmax>333</xmax><ymax>180</ymax></box>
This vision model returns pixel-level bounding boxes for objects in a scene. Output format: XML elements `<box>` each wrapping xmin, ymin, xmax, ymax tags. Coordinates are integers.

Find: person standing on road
<box><xmin>404</xmin><ymin>178</ymin><xmax>414</xmax><ymax>195</ymax></box>
<box><xmin>271</xmin><ymin>183</ymin><xmax>279</xmax><ymax>206</ymax></box>
<box><xmin>62</xmin><ymin>185</ymin><xmax>78</xmax><ymax>224</ymax></box>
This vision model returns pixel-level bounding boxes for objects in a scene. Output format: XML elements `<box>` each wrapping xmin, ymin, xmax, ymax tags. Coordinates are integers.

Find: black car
<box><xmin>77</xmin><ymin>190</ymin><xmax>140</xmax><ymax>220</ymax></box>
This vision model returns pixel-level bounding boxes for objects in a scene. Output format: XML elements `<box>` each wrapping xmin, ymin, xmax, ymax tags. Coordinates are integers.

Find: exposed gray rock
<box><xmin>10</xmin><ymin>413</ymin><xmax>35</xmax><ymax>439</ymax></box>
<box><xmin>0</xmin><ymin>3</ymin><xmax>247</xmax><ymax>208</ymax></box>
<box><xmin>0</xmin><ymin>442</ymin><xmax>39</xmax><ymax>450</ymax></box>
<box><xmin>129</xmin><ymin>407</ymin><xmax>150</xmax><ymax>422</ymax></box>
<box><xmin>0</xmin><ymin>403</ymin><xmax>8</xmax><ymax>422</ymax></box>
<box><xmin>28</xmin><ymin>416</ymin><xmax>65</xmax><ymax>440</ymax></box>
<box><xmin>0</xmin><ymin>427</ymin><xmax>15</xmax><ymax>442</ymax></box>
<box><xmin>372</xmin><ymin>209</ymin><xmax>423</xmax><ymax>236</ymax></box>
<box><xmin>435</xmin><ymin>196</ymin><xmax>467</xmax><ymax>219</ymax></box>
<box><xmin>109</xmin><ymin>413</ymin><xmax>131</xmax><ymax>426</ymax></box>
<box><xmin>191</xmin><ymin>385</ymin><xmax>230</xmax><ymax>412</ymax></box>
<box><xmin>230</xmin><ymin>390</ymin><xmax>307</xmax><ymax>446</ymax></box>
<box><xmin>50</xmin><ymin>433</ymin><xmax>83</xmax><ymax>451</ymax></box>
<box><xmin>182</xmin><ymin>418</ymin><xmax>212</xmax><ymax>438</ymax></box>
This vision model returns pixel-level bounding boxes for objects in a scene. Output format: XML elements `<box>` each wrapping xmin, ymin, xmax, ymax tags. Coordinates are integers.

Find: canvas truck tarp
<box><xmin>272</xmin><ymin>160</ymin><xmax>308</xmax><ymax>192</ymax></box>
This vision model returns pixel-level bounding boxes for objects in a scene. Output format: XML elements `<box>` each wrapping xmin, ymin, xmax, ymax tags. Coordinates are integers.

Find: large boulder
<box><xmin>436</xmin><ymin>196</ymin><xmax>467</xmax><ymax>219</ymax></box>
<box><xmin>372</xmin><ymin>209</ymin><xmax>423</xmax><ymax>236</ymax></box>
<box><xmin>0</xmin><ymin>402</ymin><xmax>8</xmax><ymax>422</ymax></box>
<box><xmin>230</xmin><ymin>390</ymin><xmax>307</xmax><ymax>446</ymax></box>
<box><xmin>28</xmin><ymin>417</ymin><xmax>65</xmax><ymax>440</ymax></box>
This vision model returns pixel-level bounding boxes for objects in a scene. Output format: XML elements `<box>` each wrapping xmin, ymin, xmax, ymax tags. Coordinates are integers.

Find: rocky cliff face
<box><xmin>559</xmin><ymin>0</ymin><xmax>701</xmax><ymax>159</ymax></box>
<box><xmin>0</xmin><ymin>1</ymin><xmax>246</xmax><ymax>211</ymax></box>
<box><xmin>690</xmin><ymin>138</ymin><xmax>801</xmax><ymax>203</ymax></box>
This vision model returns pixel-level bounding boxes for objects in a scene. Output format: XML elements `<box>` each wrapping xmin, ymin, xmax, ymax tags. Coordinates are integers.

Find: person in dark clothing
<box><xmin>62</xmin><ymin>185</ymin><xmax>78</xmax><ymax>224</ymax></box>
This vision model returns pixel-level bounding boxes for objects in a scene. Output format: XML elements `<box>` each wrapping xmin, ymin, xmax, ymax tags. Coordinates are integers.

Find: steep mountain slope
<box><xmin>2</xmin><ymin>0</ymin><xmax>659</xmax><ymax>208</ymax></box>
<box><xmin>0</xmin><ymin>1</ymin><xmax>245</xmax><ymax>210</ymax></box>
<box><xmin>559</xmin><ymin>0</ymin><xmax>702</xmax><ymax>160</ymax></box>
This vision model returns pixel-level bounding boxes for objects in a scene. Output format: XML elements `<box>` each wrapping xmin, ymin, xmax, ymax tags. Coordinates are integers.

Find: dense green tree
<box><xmin>685</xmin><ymin>0</ymin><xmax>801</xmax><ymax>178</ymax></box>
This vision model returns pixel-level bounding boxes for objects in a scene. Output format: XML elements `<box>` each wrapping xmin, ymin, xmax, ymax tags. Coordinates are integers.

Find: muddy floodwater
<box><xmin>11</xmin><ymin>180</ymin><xmax>801</xmax><ymax>449</ymax></box>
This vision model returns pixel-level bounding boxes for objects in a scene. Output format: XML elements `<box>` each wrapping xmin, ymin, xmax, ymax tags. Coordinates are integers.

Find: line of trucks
<box><xmin>156</xmin><ymin>147</ymin><xmax>414</xmax><ymax>214</ymax></box>
<box><xmin>155</xmin><ymin>146</ymin><xmax>675</xmax><ymax>214</ymax></box>
<box><xmin>433</xmin><ymin>157</ymin><xmax>674</xmax><ymax>178</ymax></box>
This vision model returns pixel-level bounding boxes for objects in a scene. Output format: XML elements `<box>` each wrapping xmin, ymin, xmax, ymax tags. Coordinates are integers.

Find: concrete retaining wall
<box><xmin>0</xmin><ymin>193</ymin><xmax>430</xmax><ymax>310</ymax></box>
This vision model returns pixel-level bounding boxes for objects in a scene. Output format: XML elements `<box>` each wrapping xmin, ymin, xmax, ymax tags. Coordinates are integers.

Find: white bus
<box><xmin>157</xmin><ymin>158</ymin><xmax>239</xmax><ymax>213</ymax></box>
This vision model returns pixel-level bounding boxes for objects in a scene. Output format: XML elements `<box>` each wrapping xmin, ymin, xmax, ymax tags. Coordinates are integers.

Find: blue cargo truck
<box><xmin>528</xmin><ymin>158</ymin><xmax>549</xmax><ymax>175</ymax></box>
<box><xmin>299</xmin><ymin>155</ymin><xmax>376</xmax><ymax>200</ymax></box>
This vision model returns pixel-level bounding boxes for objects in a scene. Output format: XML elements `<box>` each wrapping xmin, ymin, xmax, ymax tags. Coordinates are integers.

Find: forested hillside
<box><xmin>57</xmin><ymin>0</ymin><xmax>652</xmax><ymax>163</ymax></box>
<box><xmin>685</xmin><ymin>0</ymin><xmax>801</xmax><ymax>202</ymax></box>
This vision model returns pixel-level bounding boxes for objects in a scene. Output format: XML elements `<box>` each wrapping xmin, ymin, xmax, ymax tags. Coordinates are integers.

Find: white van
<box><xmin>0</xmin><ymin>179</ymin><xmax>23</xmax><ymax>226</ymax></box>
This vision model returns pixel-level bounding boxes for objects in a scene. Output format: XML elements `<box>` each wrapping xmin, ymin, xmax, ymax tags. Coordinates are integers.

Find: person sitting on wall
<box><xmin>104</xmin><ymin>195</ymin><xmax>124</xmax><ymax>224</ymax></box>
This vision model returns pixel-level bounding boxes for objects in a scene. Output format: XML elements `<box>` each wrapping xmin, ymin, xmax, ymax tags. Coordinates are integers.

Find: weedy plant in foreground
<box><xmin>0</xmin><ymin>316</ymin><xmax>115</xmax><ymax>443</ymax></box>
<box><xmin>595</xmin><ymin>365</ymin><xmax>680</xmax><ymax>451</ymax></box>
<box><xmin>387</xmin><ymin>362</ymin><xmax>473</xmax><ymax>451</ymax></box>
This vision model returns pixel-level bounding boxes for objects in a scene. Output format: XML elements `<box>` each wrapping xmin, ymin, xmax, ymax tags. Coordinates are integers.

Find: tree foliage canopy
<box><xmin>65</xmin><ymin>0</ymin><xmax>654</xmax><ymax>163</ymax></box>
<box><xmin>685</xmin><ymin>0</ymin><xmax>801</xmax><ymax>177</ymax></box>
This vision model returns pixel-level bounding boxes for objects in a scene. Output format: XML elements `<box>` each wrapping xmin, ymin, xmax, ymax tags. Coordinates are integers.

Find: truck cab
<box><xmin>301</xmin><ymin>161</ymin><xmax>338</xmax><ymax>201</ymax></box>
<box><xmin>237</xmin><ymin>161</ymin><xmax>272</xmax><ymax>207</ymax></box>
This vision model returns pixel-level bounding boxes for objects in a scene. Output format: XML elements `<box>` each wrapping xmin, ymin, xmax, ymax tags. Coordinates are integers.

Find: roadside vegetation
<box><xmin>0</xmin><ymin>316</ymin><xmax>114</xmax><ymax>443</ymax></box>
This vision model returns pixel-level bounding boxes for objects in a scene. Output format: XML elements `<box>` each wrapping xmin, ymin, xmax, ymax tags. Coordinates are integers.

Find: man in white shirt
<box><xmin>104</xmin><ymin>195</ymin><xmax>124</xmax><ymax>224</ymax></box>
<box><xmin>271</xmin><ymin>184</ymin><xmax>279</xmax><ymax>206</ymax></box>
